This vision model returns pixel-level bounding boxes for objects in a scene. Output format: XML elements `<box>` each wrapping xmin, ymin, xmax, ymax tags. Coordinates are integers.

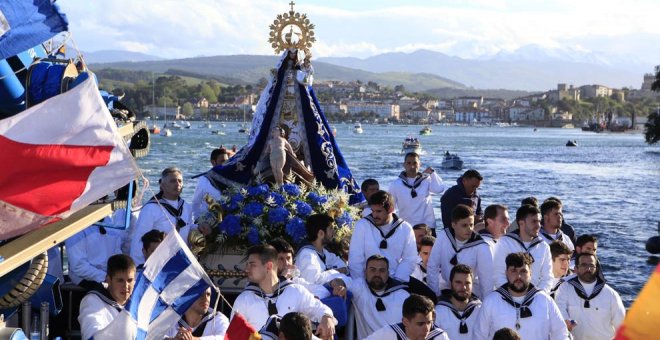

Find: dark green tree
<box><xmin>646</xmin><ymin>66</ymin><xmax>660</xmax><ymax>144</ymax></box>
<box><xmin>645</xmin><ymin>107</ymin><xmax>660</xmax><ymax>144</ymax></box>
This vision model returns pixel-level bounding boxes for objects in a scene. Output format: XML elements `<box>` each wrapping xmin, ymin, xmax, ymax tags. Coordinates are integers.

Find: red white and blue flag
<box><xmin>0</xmin><ymin>77</ymin><xmax>137</xmax><ymax>239</ymax></box>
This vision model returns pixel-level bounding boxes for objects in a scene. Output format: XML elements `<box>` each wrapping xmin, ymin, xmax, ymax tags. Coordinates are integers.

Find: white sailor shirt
<box><xmin>539</xmin><ymin>229</ymin><xmax>575</xmax><ymax>252</ymax></box>
<box><xmin>231</xmin><ymin>279</ymin><xmax>334</xmax><ymax>331</ymax></box>
<box><xmin>365</xmin><ymin>322</ymin><xmax>449</xmax><ymax>340</ymax></box>
<box><xmin>434</xmin><ymin>292</ymin><xmax>482</xmax><ymax>340</ymax></box>
<box><xmin>78</xmin><ymin>289</ymin><xmax>124</xmax><ymax>340</ymax></box>
<box><xmin>130</xmin><ymin>196</ymin><xmax>193</xmax><ymax>265</ymax></box>
<box><xmin>352</xmin><ymin>278</ymin><xmax>410</xmax><ymax>339</ymax></box>
<box><xmin>191</xmin><ymin>175</ymin><xmax>222</xmax><ymax>220</ymax></box>
<box><xmin>389</xmin><ymin>172</ymin><xmax>445</xmax><ymax>229</ymax></box>
<box><xmin>165</xmin><ymin>309</ymin><xmax>229</xmax><ymax>339</ymax></box>
<box><xmin>493</xmin><ymin>231</ymin><xmax>554</xmax><ymax>292</ymax></box>
<box><xmin>554</xmin><ymin>277</ymin><xmax>625</xmax><ymax>340</ymax></box>
<box><xmin>66</xmin><ymin>220</ymin><xmax>123</xmax><ymax>285</ymax></box>
<box><xmin>295</xmin><ymin>245</ymin><xmax>351</xmax><ymax>289</ymax></box>
<box><xmin>474</xmin><ymin>285</ymin><xmax>569</xmax><ymax>340</ymax></box>
<box><xmin>106</xmin><ymin>207</ymin><xmax>139</xmax><ymax>255</ymax></box>
<box><xmin>348</xmin><ymin>214</ymin><xmax>417</xmax><ymax>281</ymax></box>
<box><xmin>427</xmin><ymin>228</ymin><xmax>494</xmax><ymax>298</ymax></box>
<box><xmin>479</xmin><ymin>230</ymin><xmax>497</xmax><ymax>249</ymax></box>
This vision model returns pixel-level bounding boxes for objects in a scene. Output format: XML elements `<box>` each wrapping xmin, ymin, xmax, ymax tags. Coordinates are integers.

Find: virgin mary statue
<box><xmin>202</xmin><ymin>7</ymin><xmax>364</xmax><ymax>204</ymax></box>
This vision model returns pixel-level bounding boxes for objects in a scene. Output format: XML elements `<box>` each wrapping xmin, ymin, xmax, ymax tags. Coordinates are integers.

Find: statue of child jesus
<box><xmin>266</xmin><ymin>126</ymin><xmax>295</xmax><ymax>186</ymax></box>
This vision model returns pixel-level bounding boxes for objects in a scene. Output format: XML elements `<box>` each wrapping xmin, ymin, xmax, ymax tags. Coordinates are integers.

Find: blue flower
<box><xmin>231</xmin><ymin>192</ymin><xmax>245</xmax><ymax>203</ymax></box>
<box><xmin>285</xmin><ymin>217</ymin><xmax>306</xmax><ymax>243</ymax></box>
<box><xmin>269</xmin><ymin>207</ymin><xmax>290</xmax><ymax>224</ymax></box>
<box><xmin>336</xmin><ymin>211</ymin><xmax>353</xmax><ymax>228</ymax></box>
<box><xmin>307</xmin><ymin>192</ymin><xmax>328</xmax><ymax>206</ymax></box>
<box><xmin>281</xmin><ymin>183</ymin><xmax>301</xmax><ymax>196</ymax></box>
<box><xmin>295</xmin><ymin>200</ymin><xmax>313</xmax><ymax>217</ymax></box>
<box><xmin>247</xmin><ymin>226</ymin><xmax>260</xmax><ymax>245</ymax></box>
<box><xmin>268</xmin><ymin>192</ymin><xmax>286</xmax><ymax>206</ymax></box>
<box><xmin>247</xmin><ymin>184</ymin><xmax>269</xmax><ymax>197</ymax></box>
<box><xmin>218</xmin><ymin>215</ymin><xmax>241</xmax><ymax>236</ymax></box>
<box><xmin>243</xmin><ymin>202</ymin><xmax>265</xmax><ymax>217</ymax></box>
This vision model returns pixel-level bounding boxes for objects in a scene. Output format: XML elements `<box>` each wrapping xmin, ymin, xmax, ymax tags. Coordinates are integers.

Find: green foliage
<box><xmin>653</xmin><ymin>65</ymin><xmax>660</xmax><ymax>92</ymax></box>
<box><xmin>645</xmin><ymin>109</ymin><xmax>660</xmax><ymax>144</ymax></box>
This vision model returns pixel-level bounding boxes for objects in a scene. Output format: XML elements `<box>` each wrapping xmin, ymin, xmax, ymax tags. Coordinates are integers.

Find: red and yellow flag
<box><xmin>614</xmin><ymin>264</ymin><xmax>660</xmax><ymax>340</ymax></box>
<box><xmin>224</xmin><ymin>313</ymin><xmax>261</xmax><ymax>340</ymax></box>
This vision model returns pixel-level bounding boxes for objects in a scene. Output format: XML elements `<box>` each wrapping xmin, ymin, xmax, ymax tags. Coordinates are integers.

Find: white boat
<box><xmin>353</xmin><ymin>123</ymin><xmax>363</xmax><ymax>134</ymax></box>
<box><xmin>402</xmin><ymin>137</ymin><xmax>421</xmax><ymax>154</ymax></box>
<box><xmin>441</xmin><ymin>152</ymin><xmax>464</xmax><ymax>170</ymax></box>
<box><xmin>166</xmin><ymin>121</ymin><xmax>183</xmax><ymax>130</ymax></box>
<box><xmin>160</xmin><ymin>128</ymin><xmax>173</xmax><ymax>137</ymax></box>
<box><xmin>183</xmin><ymin>121</ymin><xmax>192</xmax><ymax>129</ymax></box>
<box><xmin>419</xmin><ymin>126</ymin><xmax>432</xmax><ymax>135</ymax></box>
<box><xmin>211</xmin><ymin>130</ymin><xmax>226</xmax><ymax>135</ymax></box>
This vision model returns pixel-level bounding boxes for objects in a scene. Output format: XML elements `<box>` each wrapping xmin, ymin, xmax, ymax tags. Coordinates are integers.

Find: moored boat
<box><xmin>353</xmin><ymin>122</ymin><xmax>363</xmax><ymax>134</ymax></box>
<box><xmin>420</xmin><ymin>126</ymin><xmax>432</xmax><ymax>135</ymax></box>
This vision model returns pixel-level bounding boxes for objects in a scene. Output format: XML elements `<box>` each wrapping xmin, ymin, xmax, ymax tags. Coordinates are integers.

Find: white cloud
<box><xmin>58</xmin><ymin>0</ymin><xmax>660</xmax><ymax>64</ymax></box>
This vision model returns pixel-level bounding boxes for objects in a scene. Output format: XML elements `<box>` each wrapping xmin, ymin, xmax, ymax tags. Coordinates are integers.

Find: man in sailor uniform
<box><xmin>352</xmin><ymin>255</ymin><xmax>411</xmax><ymax>339</ymax></box>
<box><xmin>555</xmin><ymin>253</ymin><xmax>625</xmax><ymax>340</ymax></box>
<box><xmin>231</xmin><ymin>245</ymin><xmax>336</xmax><ymax>339</ymax></box>
<box><xmin>493</xmin><ymin>204</ymin><xmax>554</xmax><ymax>292</ymax></box>
<box><xmin>435</xmin><ymin>264</ymin><xmax>482</xmax><ymax>340</ymax></box>
<box><xmin>130</xmin><ymin>167</ymin><xmax>194</xmax><ymax>265</ymax></box>
<box><xmin>270</xmin><ymin>238</ymin><xmax>337</xmax><ymax>299</ymax></box>
<box><xmin>366</xmin><ymin>294</ymin><xmax>449</xmax><ymax>340</ymax></box>
<box><xmin>259</xmin><ymin>313</ymin><xmax>320</xmax><ymax>340</ymax></box>
<box><xmin>295</xmin><ymin>214</ymin><xmax>351</xmax><ymax>292</ymax></box>
<box><xmin>411</xmin><ymin>235</ymin><xmax>435</xmax><ymax>284</ymax></box>
<box><xmin>79</xmin><ymin>254</ymin><xmax>136</xmax><ymax>340</ymax></box>
<box><xmin>571</xmin><ymin>235</ymin><xmax>598</xmax><ymax>270</ymax></box>
<box><xmin>66</xmin><ymin>218</ymin><xmax>123</xmax><ymax>290</ymax></box>
<box><xmin>389</xmin><ymin>152</ymin><xmax>445</xmax><ymax>234</ymax></box>
<box><xmin>549</xmin><ymin>240</ymin><xmax>573</xmax><ymax>298</ymax></box>
<box><xmin>427</xmin><ymin>204</ymin><xmax>494</xmax><ymax>298</ymax></box>
<box><xmin>474</xmin><ymin>252</ymin><xmax>568</xmax><ymax>340</ymax></box>
<box><xmin>412</xmin><ymin>224</ymin><xmax>431</xmax><ymax>251</ymax></box>
<box><xmin>191</xmin><ymin>148</ymin><xmax>228</xmax><ymax>219</ymax></box>
<box><xmin>348</xmin><ymin>191</ymin><xmax>418</xmax><ymax>281</ymax></box>
<box><xmin>165</xmin><ymin>288</ymin><xmax>229</xmax><ymax>339</ymax></box>
<box><xmin>539</xmin><ymin>200</ymin><xmax>575</xmax><ymax>251</ymax></box>
<box><xmin>360</xmin><ymin>178</ymin><xmax>380</xmax><ymax>217</ymax></box>
<box><xmin>479</xmin><ymin>204</ymin><xmax>510</xmax><ymax>248</ymax></box>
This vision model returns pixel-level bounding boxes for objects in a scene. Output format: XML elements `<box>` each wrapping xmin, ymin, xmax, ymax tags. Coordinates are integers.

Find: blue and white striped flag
<box><xmin>93</xmin><ymin>230</ymin><xmax>215</xmax><ymax>340</ymax></box>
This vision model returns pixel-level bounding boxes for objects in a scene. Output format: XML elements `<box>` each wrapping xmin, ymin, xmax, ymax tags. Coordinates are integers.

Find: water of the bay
<box><xmin>137</xmin><ymin>122</ymin><xmax>660</xmax><ymax>306</ymax></box>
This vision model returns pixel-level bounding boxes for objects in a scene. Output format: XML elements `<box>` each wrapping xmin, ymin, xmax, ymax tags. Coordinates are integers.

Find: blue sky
<box><xmin>58</xmin><ymin>0</ymin><xmax>660</xmax><ymax>66</ymax></box>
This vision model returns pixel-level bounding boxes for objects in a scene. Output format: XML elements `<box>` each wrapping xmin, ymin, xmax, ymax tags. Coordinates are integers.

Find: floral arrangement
<box><xmin>210</xmin><ymin>180</ymin><xmax>360</xmax><ymax>251</ymax></box>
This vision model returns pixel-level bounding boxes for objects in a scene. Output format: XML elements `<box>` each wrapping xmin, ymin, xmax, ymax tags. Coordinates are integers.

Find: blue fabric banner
<box><xmin>208</xmin><ymin>50</ymin><xmax>365</xmax><ymax>204</ymax></box>
<box><xmin>0</xmin><ymin>0</ymin><xmax>68</xmax><ymax>60</ymax></box>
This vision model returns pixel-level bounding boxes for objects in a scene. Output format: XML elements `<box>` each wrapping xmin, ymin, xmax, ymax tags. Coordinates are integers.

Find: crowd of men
<box><xmin>63</xmin><ymin>149</ymin><xmax>626</xmax><ymax>339</ymax></box>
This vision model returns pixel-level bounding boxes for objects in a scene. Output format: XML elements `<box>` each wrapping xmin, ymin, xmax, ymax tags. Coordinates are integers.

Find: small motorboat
<box><xmin>149</xmin><ymin>124</ymin><xmax>161</xmax><ymax>135</ymax></box>
<box><xmin>419</xmin><ymin>126</ymin><xmax>432</xmax><ymax>135</ymax></box>
<box><xmin>160</xmin><ymin>128</ymin><xmax>173</xmax><ymax>137</ymax></box>
<box><xmin>402</xmin><ymin>137</ymin><xmax>421</xmax><ymax>154</ymax></box>
<box><xmin>441</xmin><ymin>151</ymin><xmax>464</xmax><ymax>170</ymax></box>
<box><xmin>165</xmin><ymin>121</ymin><xmax>183</xmax><ymax>130</ymax></box>
<box><xmin>353</xmin><ymin>123</ymin><xmax>363</xmax><ymax>134</ymax></box>
<box><xmin>211</xmin><ymin>130</ymin><xmax>226</xmax><ymax>135</ymax></box>
<box><xmin>183</xmin><ymin>121</ymin><xmax>192</xmax><ymax>129</ymax></box>
<box><xmin>566</xmin><ymin>140</ymin><xmax>578</xmax><ymax>147</ymax></box>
